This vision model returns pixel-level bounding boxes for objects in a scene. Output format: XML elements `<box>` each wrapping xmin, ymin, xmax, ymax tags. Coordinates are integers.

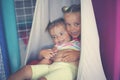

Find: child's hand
<box><xmin>63</xmin><ymin>50</ymin><xmax>80</xmax><ymax>62</ymax></box>
<box><xmin>39</xmin><ymin>49</ymin><xmax>56</xmax><ymax>59</ymax></box>
<box><xmin>52</xmin><ymin>47</ymin><xmax>58</xmax><ymax>55</ymax></box>
<box><xmin>59</xmin><ymin>50</ymin><xmax>80</xmax><ymax>62</ymax></box>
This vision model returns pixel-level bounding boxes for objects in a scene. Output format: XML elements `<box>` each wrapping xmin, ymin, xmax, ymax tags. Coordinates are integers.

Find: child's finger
<box><xmin>62</xmin><ymin>56</ymin><xmax>72</xmax><ymax>62</ymax></box>
<box><xmin>50</xmin><ymin>52</ymin><xmax>54</xmax><ymax>57</ymax></box>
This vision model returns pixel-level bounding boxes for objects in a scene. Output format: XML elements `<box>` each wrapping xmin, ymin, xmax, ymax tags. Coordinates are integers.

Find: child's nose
<box><xmin>57</xmin><ymin>37</ymin><xmax>62</xmax><ymax>42</ymax></box>
<box><xmin>70</xmin><ymin>26</ymin><xmax>76</xmax><ymax>30</ymax></box>
<box><xmin>57</xmin><ymin>37</ymin><xmax>61</xmax><ymax>41</ymax></box>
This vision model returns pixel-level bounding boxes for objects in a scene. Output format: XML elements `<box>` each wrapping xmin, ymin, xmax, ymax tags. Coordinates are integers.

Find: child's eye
<box><xmin>51</xmin><ymin>36</ymin><xmax>56</xmax><ymax>39</ymax></box>
<box><xmin>66</xmin><ymin>23</ymin><xmax>71</xmax><ymax>26</ymax></box>
<box><xmin>60</xmin><ymin>32</ymin><xmax>64</xmax><ymax>36</ymax></box>
<box><xmin>74</xmin><ymin>23</ymin><xmax>80</xmax><ymax>27</ymax></box>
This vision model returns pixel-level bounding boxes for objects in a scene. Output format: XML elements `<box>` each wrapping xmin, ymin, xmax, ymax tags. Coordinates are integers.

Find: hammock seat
<box><xmin>24</xmin><ymin>0</ymin><xmax>106</xmax><ymax>80</ymax></box>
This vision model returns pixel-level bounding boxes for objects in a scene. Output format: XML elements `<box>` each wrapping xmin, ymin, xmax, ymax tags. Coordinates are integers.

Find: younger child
<box><xmin>8</xmin><ymin>18</ymin><xmax>80</xmax><ymax>80</ymax></box>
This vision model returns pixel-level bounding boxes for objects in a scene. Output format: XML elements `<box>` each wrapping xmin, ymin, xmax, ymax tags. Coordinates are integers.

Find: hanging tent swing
<box><xmin>24</xmin><ymin>0</ymin><xmax>106</xmax><ymax>80</ymax></box>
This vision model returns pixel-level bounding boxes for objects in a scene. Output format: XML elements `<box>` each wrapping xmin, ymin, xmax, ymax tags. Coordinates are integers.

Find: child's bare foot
<box><xmin>38</xmin><ymin>59</ymin><xmax>52</xmax><ymax>65</ymax></box>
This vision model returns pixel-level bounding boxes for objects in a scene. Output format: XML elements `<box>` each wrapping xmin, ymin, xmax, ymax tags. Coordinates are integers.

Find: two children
<box><xmin>8</xmin><ymin>4</ymin><xmax>81</xmax><ymax>80</ymax></box>
<box><xmin>8</xmin><ymin>18</ymin><xmax>80</xmax><ymax>80</ymax></box>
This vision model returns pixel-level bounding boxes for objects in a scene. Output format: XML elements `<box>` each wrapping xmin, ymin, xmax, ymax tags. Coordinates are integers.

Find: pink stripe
<box><xmin>114</xmin><ymin>0</ymin><xmax>120</xmax><ymax>80</ymax></box>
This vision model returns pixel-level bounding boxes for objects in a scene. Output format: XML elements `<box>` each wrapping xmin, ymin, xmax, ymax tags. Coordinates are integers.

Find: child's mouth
<box><xmin>71</xmin><ymin>32</ymin><xmax>79</xmax><ymax>35</ymax></box>
<box><xmin>57</xmin><ymin>40</ymin><xmax>65</xmax><ymax>45</ymax></box>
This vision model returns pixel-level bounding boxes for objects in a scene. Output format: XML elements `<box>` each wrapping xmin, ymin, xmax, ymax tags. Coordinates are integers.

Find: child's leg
<box><xmin>8</xmin><ymin>65</ymin><xmax>32</xmax><ymax>80</ymax></box>
<box><xmin>38</xmin><ymin>68</ymin><xmax>73</xmax><ymax>80</ymax></box>
<box><xmin>45</xmin><ymin>67</ymin><xmax>73</xmax><ymax>80</ymax></box>
<box><xmin>43</xmin><ymin>62</ymin><xmax>77</xmax><ymax>80</ymax></box>
<box><xmin>31</xmin><ymin>64</ymin><xmax>49</xmax><ymax>79</ymax></box>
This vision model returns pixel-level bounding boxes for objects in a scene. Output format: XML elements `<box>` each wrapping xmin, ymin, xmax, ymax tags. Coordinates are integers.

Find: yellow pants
<box><xmin>31</xmin><ymin>62</ymin><xmax>77</xmax><ymax>80</ymax></box>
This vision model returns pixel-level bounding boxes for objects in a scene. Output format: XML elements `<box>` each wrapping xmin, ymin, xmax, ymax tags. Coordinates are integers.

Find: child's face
<box><xmin>64</xmin><ymin>12</ymin><xmax>81</xmax><ymax>39</ymax></box>
<box><xmin>50</xmin><ymin>24</ymin><xmax>71</xmax><ymax>45</ymax></box>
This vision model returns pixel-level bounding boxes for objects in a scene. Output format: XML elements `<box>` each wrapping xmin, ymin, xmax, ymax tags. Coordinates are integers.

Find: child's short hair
<box><xmin>62</xmin><ymin>4</ymin><xmax>80</xmax><ymax>13</ymax></box>
<box><xmin>46</xmin><ymin>18</ymin><xmax>66</xmax><ymax>32</ymax></box>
